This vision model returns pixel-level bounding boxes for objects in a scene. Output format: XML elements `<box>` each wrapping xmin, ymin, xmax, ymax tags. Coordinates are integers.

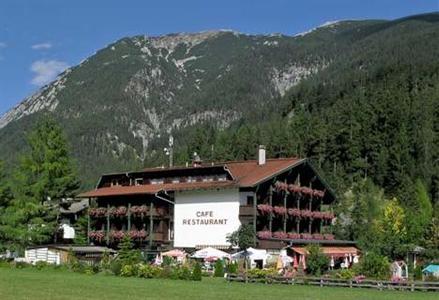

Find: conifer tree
<box><xmin>0</xmin><ymin>118</ymin><xmax>79</xmax><ymax>251</ymax></box>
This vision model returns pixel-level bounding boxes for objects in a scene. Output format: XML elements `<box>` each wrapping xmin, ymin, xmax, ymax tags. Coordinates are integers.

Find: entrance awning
<box><xmin>291</xmin><ymin>246</ymin><xmax>359</xmax><ymax>258</ymax></box>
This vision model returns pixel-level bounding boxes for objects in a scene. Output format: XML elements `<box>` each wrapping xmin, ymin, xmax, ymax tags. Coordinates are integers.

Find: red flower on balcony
<box><xmin>300</xmin><ymin>209</ymin><xmax>313</xmax><ymax>218</ymax></box>
<box><xmin>130</xmin><ymin>205</ymin><xmax>149</xmax><ymax>217</ymax></box>
<box><xmin>128</xmin><ymin>229</ymin><xmax>148</xmax><ymax>240</ymax></box>
<box><xmin>273</xmin><ymin>206</ymin><xmax>287</xmax><ymax>216</ymax></box>
<box><xmin>257</xmin><ymin>230</ymin><xmax>272</xmax><ymax>239</ymax></box>
<box><xmin>109</xmin><ymin>230</ymin><xmax>125</xmax><ymax>241</ymax></box>
<box><xmin>321</xmin><ymin>211</ymin><xmax>335</xmax><ymax>220</ymax></box>
<box><xmin>323</xmin><ymin>234</ymin><xmax>335</xmax><ymax>240</ymax></box>
<box><xmin>257</xmin><ymin>204</ymin><xmax>273</xmax><ymax>216</ymax></box>
<box><xmin>274</xmin><ymin>181</ymin><xmax>288</xmax><ymax>192</ymax></box>
<box><xmin>88</xmin><ymin>207</ymin><xmax>107</xmax><ymax>218</ymax></box>
<box><xmin>288</xmin><ymin>208</ymin><xmax>301</xmax><ymax>217</ymax></box>
<box><xmin>288</xmin><ymin>232</ymin><xmax>301</xmax><ymax>239</ymax></box>
<box><xmin>88</xmin><ymin>230</ymin><xmax>105</xmax><ymax>242</ymax></box>
<box><xmin>301</xmin><ymin>233</ymin><xmax>313</xmax><ymax>240</ymax></box>
<box><xmin>312</xmin><ymin>233</ymin><xmax>324</xmax><ymax>240</ymax></box>
<box><xmin>273</xmin><ymin>231</ymin><xmax>288</xmax><ymax>239</ymax></box>
<box><xmin>109</xmin><ymin>206</ymin><xmax>127</xmax><ymax>217</ymax></box>
<box><xmin>300</xmin><ymin>187</ymin><xmax>314</xmax><ymax>196</ymax></box>
<box><xmin>288</xmin><ymin>184</ymin><xmax>302</xmax><ymax>194</ymax></box>
<box><xmin>313</xmin><ymin>189</ymin><xmax>325</xmax><ymax>198</ymax></box>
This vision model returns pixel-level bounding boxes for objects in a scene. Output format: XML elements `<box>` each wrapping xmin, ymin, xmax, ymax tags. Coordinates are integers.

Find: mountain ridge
<box><xmin>0</xmin><ymin>12</ymin><xmax>438</xmax><ymax>190</ymax></box>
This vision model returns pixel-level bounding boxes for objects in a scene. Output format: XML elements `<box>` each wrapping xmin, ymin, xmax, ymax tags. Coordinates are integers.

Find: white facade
<box><xmin>25</xmin><ymin>247</ymin><xmax>60</xmax><ymax>265</ymax></box>
<box><xmin>173</xmin><ymin>188</ymin><xmax>241</xmax><ymax>248</ymax></box>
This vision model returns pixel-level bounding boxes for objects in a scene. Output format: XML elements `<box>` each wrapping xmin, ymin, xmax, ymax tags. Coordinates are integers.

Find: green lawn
<box><xmin>0</xmin><ymin>267</ymin><xmax>437</xmax><ymax>300</ymax></box>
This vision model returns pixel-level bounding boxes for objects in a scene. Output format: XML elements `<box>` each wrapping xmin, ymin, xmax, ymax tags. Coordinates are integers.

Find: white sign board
<box><xmin>173</xmin><ymin>188</ymin><xmax>241</xmax><ymax>248</ymax></box>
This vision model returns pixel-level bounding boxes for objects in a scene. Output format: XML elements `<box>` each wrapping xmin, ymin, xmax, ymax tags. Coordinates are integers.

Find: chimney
<box><xmin>258</xmin><ymin>145</ymin><xmax>266</xmax><ymax>165</ymax></box>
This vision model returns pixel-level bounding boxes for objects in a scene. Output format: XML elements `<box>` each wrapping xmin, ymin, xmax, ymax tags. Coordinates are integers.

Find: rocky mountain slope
<box><xmin>0</xmin><ymin>13</ymin><xmax>437</xmax><ymax>188</ymax></box>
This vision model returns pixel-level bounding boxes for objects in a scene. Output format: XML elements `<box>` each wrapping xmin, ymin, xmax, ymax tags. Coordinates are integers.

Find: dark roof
<box><xmin>78</xmin><ymin>181</ymin><xmax>237</xmax><ymax>198</ymax></box>
<box><xmin>78</xmin><ymin>157</ymin><xmax>333</xmax><ymax>198</ymax></box>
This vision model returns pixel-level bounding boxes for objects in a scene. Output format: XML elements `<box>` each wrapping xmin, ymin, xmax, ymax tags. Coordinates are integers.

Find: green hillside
<box><xmin>0</xmin><ymin>12</ymin><xmax>438</xmax><ymax>199</ymax></box>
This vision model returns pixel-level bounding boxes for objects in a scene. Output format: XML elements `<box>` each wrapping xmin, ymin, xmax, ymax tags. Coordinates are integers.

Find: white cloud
<box><xmin>0</xmin><ymin>42</ymin><xmax>6</xmax><ymax>48</ymax></box>
<box><xmin>30</xmin><ymin>59</ymin><xmax>69</xmax><ymax>86</ymax></box>
<box><xmin>31</xmin><ymin>42</ymin><xmax>52</xmax><ymax>50</ymax></box>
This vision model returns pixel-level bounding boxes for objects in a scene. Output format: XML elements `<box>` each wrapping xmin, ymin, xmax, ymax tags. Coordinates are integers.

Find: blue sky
<box><xmin>0</xmin><ymin>0</ymin><xmax>437</xmax><ymax>115</ymax></box>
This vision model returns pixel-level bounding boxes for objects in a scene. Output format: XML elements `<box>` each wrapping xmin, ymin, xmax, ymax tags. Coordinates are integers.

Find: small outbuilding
<box><xmin>25</xmin><ymin>245</ymin><xmax>116</xmax><ymax>265</ymax></box>
<box><xmin>423</xmin><ymin>264</ymin><xmax>439</xmax><ymax>279</ymax></box>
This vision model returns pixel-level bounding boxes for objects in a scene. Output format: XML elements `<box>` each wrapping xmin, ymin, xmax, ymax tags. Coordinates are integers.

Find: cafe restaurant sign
<box><xmin>173</xmin><ymin>189</ymin><xmax>241</xmax><ymax>248</ymax></box>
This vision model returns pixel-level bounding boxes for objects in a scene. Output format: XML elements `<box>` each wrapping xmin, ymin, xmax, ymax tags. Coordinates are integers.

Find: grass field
<box><xmin>0</xmin><ymin>267</ymin><xmax>437</xmax><ymax>300</ymax></box>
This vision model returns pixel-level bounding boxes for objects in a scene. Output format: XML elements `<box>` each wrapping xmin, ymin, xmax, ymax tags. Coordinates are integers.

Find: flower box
<box><xmin>323</xmin><ymin>234</ymin><xmax>335</xmax><ymax>240</ymax></box>
<box><xmin>257</xmin><ymin>204</ymin><xmax>273</xmax><ymax>215</ymax></box>
<box><xmin>257</xmin><ymin>230</ymin><xmax>272</xmax><ymax>239</ymax></box>
<box><xmin>288</xmin><ymin>184</ymin><xmax>301</xmax><ymax>194</ymax></box>
<box><xmin>312</xmin><ymin>233</ymin><xmax>324</xmax><ymax>240</ymax></box>
<box><xmin>273</xmin><ymin>231</ymin><xmax>288</xmax><ymax>239</ymax></box>
<box><xmin>88</xmin><ymin>230</ymin><xmax>105</xmax><ymax>242</ymax></box>
<box><xmin>300</xmin><ymin>209</ymin><xmax>313</xmax><ymax>218</ymax></box>
<box><xmin>300</xmin><ymin>233</ymin><xmax>313</xmax><ymax>240</ymax></box>
<box><xmin>130</xmin><ymin>205</ymin><xmax>149</xmax><ymax>217</ymax></box>
<box><xmin>128</xmin><ymin>229</ymin><xmax>148</xmax><ymax>240</ymax></box>
<box><xmin>300</xmin><ymin>187</ymin><xmax>314</xmax><ymax>196</ymax></box>
<box><xmin>109</xmin><ymin>230</ymin><xmax>125</xmax><ymax>241</ymax></box>
<box><xmin>88</xmin><ymin>207</ymin><xmax>107</xmax><ymax>218</ymax></box>
<box><xmin>288</xmin><ymin>233</ymin><xmax>301</xmax><ymax>239</ymax></box>
<box><xmin>274</xmin><ymin>181</ymin><xmax>288</xmax><ymax>192</ymax></box>
<box><xmin>109</xmin><ymin>206</ymin><xmax>127</xmax><ymax>217</ymax></box>
<box><xmin>273</xmin><ymin>206</ymin><xmax>287</xmax><ymax>216</ymax></box>
<box><xmin>313</xmin><ymin>189</ymin><xmax>325</xmax><ymax>198</ymax></box>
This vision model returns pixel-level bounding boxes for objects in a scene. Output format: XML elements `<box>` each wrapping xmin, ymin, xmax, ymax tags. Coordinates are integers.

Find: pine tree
<box><xmin>0</xmin><ymin>118</ymin><xmax>79</xmax><ymax>251</ymax></box>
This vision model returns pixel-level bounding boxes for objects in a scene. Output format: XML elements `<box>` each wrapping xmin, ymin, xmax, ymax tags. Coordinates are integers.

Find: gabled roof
<box><xmin>78</xmin><ymin>157</ymin><xmax>323</xmax><ymax>198</ymax></box>
<box><xmin>226</xmin><ymin>158</ymin><xmax>304</xmax><ymax>187</ymax></box>
<box><xmin>78</xmin><ymin>180</ymin><xmax>237</xmax><ymax>198</ymax></box>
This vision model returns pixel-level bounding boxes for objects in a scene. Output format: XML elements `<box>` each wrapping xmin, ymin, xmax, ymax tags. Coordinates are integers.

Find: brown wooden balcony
<box><xmin>239</xmin><ymin>205</ymin><xmax>255</xmax><ymax>216</ymax></box>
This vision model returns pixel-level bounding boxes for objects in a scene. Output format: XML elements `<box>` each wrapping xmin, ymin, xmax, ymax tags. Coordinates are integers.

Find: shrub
<box><xmin>335</xmin><ymin>268</ymin><xmax>355</xmax><ymax>279</ymax></box>
<box><xmin>227</xmin><ymin>262</ymin><xmax>238</xmax><ymax>274</ymax></box>
<box><xmin>247</xmin><ymin>268</ymin><xmax>277</xmax><ymax>278</ymax></box>
<box><xmin>161</xmin><ymin>256</ymin><xmax>173</xmax><ymax>267</ymax></box>
<box><xmin>34</xmin><ymin>261</ymin><xmax>49</xmax><ymax>270</ymax></box>
<box><xmin>358</xmin><ymin>252</ymin><xmax>389</xmax><ymax>280</ymax></box>
<box><xmin>192</xmin><ymin>262</ymin><xmax>202</xmax><ymax>281</ymax></box>
<box><xmin>214</xmin><ymin>259</ymin><xmax>224</xmax><ymax>277</ymax></box>
<box><xmin>120</xmin><ymin>264</ymin><xmax>137</xmax><ymax>277</ymax></box>
<box><xmin>109</xmin><ymin>260</ymin><xmax>122</xmax><ymax>276</ymax></box>
<box><xmin>179</xmin><ymin>265</ymin><xmax>192</xmax><ymax>280</ymax></box>
<box><xmin>306</xmin><ymin>245</ymin><xmax>329</xmax><ymax>276</ymax></box>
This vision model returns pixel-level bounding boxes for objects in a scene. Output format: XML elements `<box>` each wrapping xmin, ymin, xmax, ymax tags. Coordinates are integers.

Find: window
<box><xmin>135</xmin><ymin>178</ymin><xmax>143</xmax><ymax>186</ymax></box>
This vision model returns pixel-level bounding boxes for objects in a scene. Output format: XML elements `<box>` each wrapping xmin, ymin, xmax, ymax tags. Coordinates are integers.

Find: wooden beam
<box><xmin>127</xmin><ymin>203</ymin><xmax>131</xmax><ymax>231</ymax></box>
<box><xmin>149</xmin><ymin>202</ymin><xmax>154</xmax><ymax>249</ymax></box>
<box><xmin>106</xmin><ymin>203</ymin><xmax>110</xmax><ymax>245</ymax></box>
<box><xmin>269</xmin><ymin>185</ymin><xmax>273</xmax><ymax>232</ymax></box>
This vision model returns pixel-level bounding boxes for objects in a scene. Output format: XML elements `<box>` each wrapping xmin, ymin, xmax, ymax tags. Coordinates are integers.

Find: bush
<box><xmin>335</xmin><ymin>268</ymin><xmax>355</xmax><ymax>279</ymax></box>
<box><xmin>306</xmin><ymin>245</ymin><xmax>329</xmax><ymax>276</ymax></box>
<box><xmin>34</xmin><ymin>261</ymin><xmax>49</xmax><ymax>270</ymax></box>
<box><xmin>214</xmin><ymin>259</ymin><xmax>224</xmax><ymax>277</ymax></box>
<box><xmin>246</xmin><ymin>268</ymin><xmax>277</xmax><ymax>278</ymax></box>
<box><xmin>358</xmin><ymin>252</ymin><xmax>389</xmax><ymax>280</ymax></box>
<box><xmin>192</xmin><ymin>262</ymin><xmax>202</xmax><ymax>281</ymax></box>
<box><xmin>179</xmin><ymin>265</ymin><xmax>192</xmax><ymax>280</ymax></box>
<box><xmin>109</xmin><ymin>260</ymin><xmax>122</xmax><ymax>276</ymax></box>
<box><xmin>120</xmin><ymin>264</ymin><xmax>137</xmax><ymax>277</ymax></box>
<box><xmin>227</xmin><ymin>262</ymin><xmax>238</xmax><ymax>274</ymax></box>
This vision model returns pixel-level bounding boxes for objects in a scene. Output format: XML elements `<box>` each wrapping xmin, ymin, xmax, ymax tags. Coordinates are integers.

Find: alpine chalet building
<box><xmin>79</xmin><ymin>147</ymin><xmax>356</xmax><ymax>256</ymax></box>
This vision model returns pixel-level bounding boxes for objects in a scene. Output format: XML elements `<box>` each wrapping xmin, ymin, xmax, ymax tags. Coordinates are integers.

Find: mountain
<box><xmin>0</xmin><ymin>12</ymin><xmax>438</xmax><ymax>191</ymax></box>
